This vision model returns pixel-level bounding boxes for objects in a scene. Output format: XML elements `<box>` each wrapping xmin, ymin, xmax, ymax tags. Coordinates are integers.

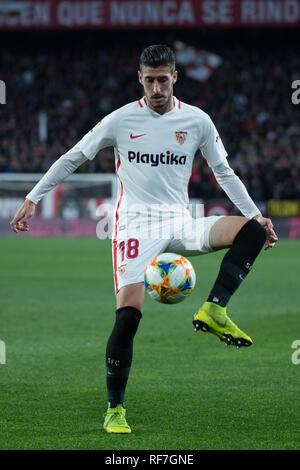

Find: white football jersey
<box><xmin>26</xmin><ymin>94</ymin><xmax>260</xmax><ymax>243</ymax></box>
<box><xmin>75</xmin><ymin>96</ymin><xmax>228</xmax><ymax>215</ymax></box>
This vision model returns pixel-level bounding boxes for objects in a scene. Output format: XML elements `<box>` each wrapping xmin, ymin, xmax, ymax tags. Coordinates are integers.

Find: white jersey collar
<box><xmin>138</xmin><ymin>96</ymin><xmax>181</xmax><ymax>117</ymax></box>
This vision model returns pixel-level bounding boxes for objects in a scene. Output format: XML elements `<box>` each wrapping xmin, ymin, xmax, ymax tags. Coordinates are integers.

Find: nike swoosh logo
<box><xmin>208</xmin><ymin>313</ymin><xmax>227</xmax><ymax>328</ymax></box>
<box><xmin>130</xmin><ymin>133</ymin><xmax>146</xmax><ymax>139</ymax></box>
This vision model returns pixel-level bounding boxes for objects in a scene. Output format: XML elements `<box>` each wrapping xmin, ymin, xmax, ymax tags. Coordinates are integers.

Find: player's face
<box><xmin>138</xmin><ymin>66</ymin><xmax>177</xmax><ymax>114</ymax></box>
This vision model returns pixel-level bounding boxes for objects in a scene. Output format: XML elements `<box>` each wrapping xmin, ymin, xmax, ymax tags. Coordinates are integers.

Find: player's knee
<box><xmin>235</xmin><ymin>219</ymin><xmax>267</xmax><ymax>247</ymax></box>
<box><xmin>115</xmin><ymin>306</ymin><xmax>142</xmax><ymax>340</ymax></box>
<box><xmin>247</xmin><ymin>219</ymin><xmax>267</xmax><ymax>244</ymax></box>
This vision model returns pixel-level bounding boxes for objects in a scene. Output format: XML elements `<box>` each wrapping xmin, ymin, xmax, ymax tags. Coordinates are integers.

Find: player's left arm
<box><xmin>212</xmin><ymin>161</ymin><xmax>278</xmax><ymax>251</ymax></box>
<box><xmin>198</xmin><ymin>113</ymin><xmax>277</xmax><ymax>251</ymax></box>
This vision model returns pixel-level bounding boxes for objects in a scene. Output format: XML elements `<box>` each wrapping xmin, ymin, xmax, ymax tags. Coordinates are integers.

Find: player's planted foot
<box><xmin>103</xmin><ymin>404</ymin><xmax>132</xmax><ymax>434</ymax></box>
<box><xmin>193</xmin><ymin>301</ymin><xmax>253</xmax><ymax>347</ymax></box>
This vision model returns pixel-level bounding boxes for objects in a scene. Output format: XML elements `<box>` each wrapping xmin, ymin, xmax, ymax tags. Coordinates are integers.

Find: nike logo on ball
<box><xmin>130</xmin><ymin>133</ymin><xmax>146</xmax><ymax>139</ymax></box>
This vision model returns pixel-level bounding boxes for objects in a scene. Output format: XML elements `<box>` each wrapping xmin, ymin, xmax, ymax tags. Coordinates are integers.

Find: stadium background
<box><xmin>1</xmin><ymin>0</ymin><xmax>300</xmax><ymax>452</ymax></box>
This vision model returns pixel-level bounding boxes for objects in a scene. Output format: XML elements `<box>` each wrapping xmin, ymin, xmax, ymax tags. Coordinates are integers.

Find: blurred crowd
<box><xmin>1</xmin><ymin>34</ymin><xmax>300</xmax><ymax>202</ymax></box>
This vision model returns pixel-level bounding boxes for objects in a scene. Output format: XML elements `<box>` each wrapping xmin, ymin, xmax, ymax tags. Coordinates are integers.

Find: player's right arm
<box><xmin>10</xmin><ymin>149</ymin><xmax>87</xmax><ymax>233</ymax></box>
<box><xmin>10</xmin><ymin>112</ymin><xmax>118</xmax><ymax>233</ymax></box>
<box><xmin>10</xmin><ymin>197</ymin><xmax>36</xmax><ymax>233</ymax></box>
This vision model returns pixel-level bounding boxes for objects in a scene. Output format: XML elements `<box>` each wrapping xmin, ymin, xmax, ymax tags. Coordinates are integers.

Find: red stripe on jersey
<box><xmin>113</xmin><ymin>155</ymin><xmax>123</xmax><ymax>294</ymax></box>
<box><xmin>138</xmin><ymin>100</ymin><xmax>143</xmax><ymax>108</ymax></box>
<box><xmin>112</xmin><ymin>240</ymin><xmax>118</xmax><ymax>294</ymax></box>
<box><xmin>178</xmin><ymin>100</ymin><xmax>181</xmax><ymax>109</ymax></box>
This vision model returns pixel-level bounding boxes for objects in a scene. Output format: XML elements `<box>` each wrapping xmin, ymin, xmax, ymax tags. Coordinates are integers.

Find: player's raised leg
<box><xmin>103</xmin><ymin>282</ymin><xmax>144</xmax><ymax>434</ymax></box>
<box><xmin>193</xmin><ymin>216</ymin><xmax>268</xmax><ymax>347</ymax></box>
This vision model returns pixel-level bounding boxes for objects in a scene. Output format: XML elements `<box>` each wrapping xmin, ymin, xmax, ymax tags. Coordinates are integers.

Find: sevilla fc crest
<box><xmin>175</xmin><ymin>131</ymin><xmax>188</xmax><ymax>145</ymax></box>
<box><xmin>118</xmin><ymin>263</ymin><xmax>127</xmax><ymax>277</ymax></box>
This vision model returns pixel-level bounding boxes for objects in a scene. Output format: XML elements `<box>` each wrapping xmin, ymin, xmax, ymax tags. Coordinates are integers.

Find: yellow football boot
<box><xmin>193</xmin><ymin>301</ymin><xmax>253</xmax><ymax>347</ymax></box>
<box><xmin>103</xmin><ymin>404</ymin><xmax>132</xmax><ymax>434</ymax></box>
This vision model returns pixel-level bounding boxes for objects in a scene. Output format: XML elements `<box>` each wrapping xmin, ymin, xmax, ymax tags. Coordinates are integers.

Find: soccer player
<box><xmin>10</xmin><ymin>45</ymin><xmax>278</xmax><ymax>434</ymax></box>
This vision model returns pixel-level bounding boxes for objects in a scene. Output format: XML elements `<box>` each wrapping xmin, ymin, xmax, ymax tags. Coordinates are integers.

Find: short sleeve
<box><xmin>199</xmin><ymin>114</ymin><xmax>228</xmax><ymax>167</ymax></box>
<box><xmin>76</xmin><ymin>110</ymin><xmax>119</xmax><ymax>160</ymax></box>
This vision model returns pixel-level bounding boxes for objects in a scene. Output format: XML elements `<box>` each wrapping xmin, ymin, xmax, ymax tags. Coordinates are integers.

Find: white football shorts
<box><xmin>112</xmin><ymin>211</ymin><xmax>224</xmax><ymax>294</ymax></box>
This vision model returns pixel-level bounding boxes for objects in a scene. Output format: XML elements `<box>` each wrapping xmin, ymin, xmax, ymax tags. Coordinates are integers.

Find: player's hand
<box><xmin>10</xmin><ymin>198</ymin><xmax>36</xmax><ymax>233</ymax></box>
<box><xmin>252</xmin><ymin>214</ymin><xmax>278</xmax><ymax>250</ymax></box>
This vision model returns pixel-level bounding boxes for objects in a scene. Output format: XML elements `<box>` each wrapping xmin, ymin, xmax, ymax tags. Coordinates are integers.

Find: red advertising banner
<box><xmin>0</xmin><ymin>0</ymin><xmax>300</xmax><ymax>29</ymax></box>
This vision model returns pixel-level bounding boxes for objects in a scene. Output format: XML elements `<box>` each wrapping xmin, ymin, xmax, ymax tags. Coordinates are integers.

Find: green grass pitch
<box><xmin>0</xmin><ymin>236</ymin><xmax>299</xmax><ymax>450</ymax></box>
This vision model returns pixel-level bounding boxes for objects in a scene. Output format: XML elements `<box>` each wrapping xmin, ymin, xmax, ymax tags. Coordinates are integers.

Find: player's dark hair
<box><xmin>139</xmin><ymin>44</ymin><xmax>175</xmax><ymax>73</ymax></box>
